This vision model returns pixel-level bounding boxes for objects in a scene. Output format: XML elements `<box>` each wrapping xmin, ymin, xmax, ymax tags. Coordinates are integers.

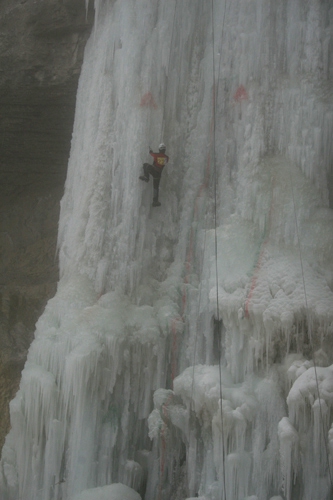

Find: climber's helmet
<box><xmin>159</xmin><ymin>143</ymin><xmax>166</xmax><ymax>152</ymax></box>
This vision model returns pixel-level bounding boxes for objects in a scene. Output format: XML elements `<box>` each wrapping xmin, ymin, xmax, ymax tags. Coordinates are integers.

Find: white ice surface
<box><xmin>1</xmin><ymin>1</ymin><xmax>333</xmax><ymax>500</ymax></box>
<box><xmin>71</xmin><ymin>483</ymin><xmax>141</xmax><ymax>500</ymax></box>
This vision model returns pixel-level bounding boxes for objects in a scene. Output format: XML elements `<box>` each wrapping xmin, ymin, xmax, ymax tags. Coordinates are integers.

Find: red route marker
<box><xmin>140</xmin><ymin>91</ymin><xmax>158</xmax><ymax>109</ymax></box>
<box><xmin>233</xmin><ymin>85</ymin><xmax>248</xmax><ymax>102</ymax></box>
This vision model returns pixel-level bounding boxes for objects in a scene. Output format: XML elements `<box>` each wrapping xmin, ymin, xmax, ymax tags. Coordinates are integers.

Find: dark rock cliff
<box><xmin>0</xmin><ymin>0</ymin><xmax>93</xmax><ymax>450</ymax></box>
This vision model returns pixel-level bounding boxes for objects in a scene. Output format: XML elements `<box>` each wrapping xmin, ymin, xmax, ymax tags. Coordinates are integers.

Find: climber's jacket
<box><xmin>149</xmin><ymin>150</ymin><xmax>169</xmax><ymax>172</ymax></box>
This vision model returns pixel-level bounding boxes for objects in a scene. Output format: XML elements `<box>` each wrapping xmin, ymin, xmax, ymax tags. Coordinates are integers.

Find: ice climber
<box><xmin>139</xmin><ymin>143</ymin><xmax>169</xmax><ymax>207</ymax></box>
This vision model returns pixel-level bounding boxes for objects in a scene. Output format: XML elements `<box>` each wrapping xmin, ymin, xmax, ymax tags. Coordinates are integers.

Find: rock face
<box><xmin>0</xmin><ymin>0</ymin><xmax>93</xmax><ymax>450</ymax></box>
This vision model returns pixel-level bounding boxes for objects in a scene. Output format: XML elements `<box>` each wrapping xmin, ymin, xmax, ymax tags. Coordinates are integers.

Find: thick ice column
<box><xmin>147</xmin><ymin>366</ymin><xmax>285</xmax><ymax>499</ymax></box>
<box><xmin>279</xmin><ymin>362</ymin><xmax>333</xmax><ymax>500</ymax></box>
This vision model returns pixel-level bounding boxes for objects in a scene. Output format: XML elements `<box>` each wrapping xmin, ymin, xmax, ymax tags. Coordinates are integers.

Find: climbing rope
<box><xmin>187</xmin><ymin>1</ymin><xmax>229</xmax><ymax>497</ymax></box>
<box><xmin>211</xmin><ymin>0</ymin><xmax>228</xmax><ymax>498</ymax></box>
<box><xmin>289</xmin><ymin>167</ymin><xmax>333</xmax><ymax>491</ymax></box>
<box><xmin>160</xmin><ymin>0</ymin><xmax>178</xmax><ymax>142</ymax></box>
<box><xmin>158</xmin><ymin>1</ymin><xmax>233</xmax><ymax>497</ymax></box>
<box><xmin>156</xmin><ymin>4</ymin><xmax>179</xmax><ymax>500</ymax></box>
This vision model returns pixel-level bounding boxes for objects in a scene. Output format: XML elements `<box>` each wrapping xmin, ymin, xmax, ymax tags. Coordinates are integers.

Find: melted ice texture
<box><xmin>1</xmin><ymin>1</ymin><xmax>333</xmax><ymax>500</ymax></box>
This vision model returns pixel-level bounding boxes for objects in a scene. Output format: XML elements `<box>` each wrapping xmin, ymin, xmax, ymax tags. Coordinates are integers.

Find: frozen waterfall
<box><xmin>1</xmin><ymin>0</ymin><xmax>333</xmax><ymax>499</ymax></box>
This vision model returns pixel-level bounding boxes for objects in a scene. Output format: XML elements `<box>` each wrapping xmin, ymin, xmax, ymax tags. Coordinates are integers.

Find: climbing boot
<box><xmin>139</xmin><ymin>175</ymin><xmax>149</xmax><ymax>182</ymax></box>
<box><xmin>152</xmin><ymin>199</ymin><xmax>161</xmax><ymax>207</ymax></box>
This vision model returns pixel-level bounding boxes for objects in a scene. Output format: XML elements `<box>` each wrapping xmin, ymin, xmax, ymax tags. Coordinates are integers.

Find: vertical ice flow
<box><xmin>1</xmin><ymin>1</ymin><xmax>333</xmax><ymax>500</ymax></box>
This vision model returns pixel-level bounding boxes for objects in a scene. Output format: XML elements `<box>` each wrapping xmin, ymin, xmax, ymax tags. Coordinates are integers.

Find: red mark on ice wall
<box><xmin>244</xmin><ymin>250</ymin><xmax>266</xmax><ymax>318</ymax></box>
<box><xmin>233</xmin><ymin>85</ymin><xmax>248</xmax><ymax>102</ymax></box>
<box><xmin>140</xmin><ymin>92</ymin><xmax>158</xmax><ymax>109</ymax></box>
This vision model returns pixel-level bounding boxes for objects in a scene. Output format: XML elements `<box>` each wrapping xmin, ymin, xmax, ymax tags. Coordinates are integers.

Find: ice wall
<box><xmin>1</xmin><ymin>1</ymin><xmax>333</xmax><ymax>500</ymax></box>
